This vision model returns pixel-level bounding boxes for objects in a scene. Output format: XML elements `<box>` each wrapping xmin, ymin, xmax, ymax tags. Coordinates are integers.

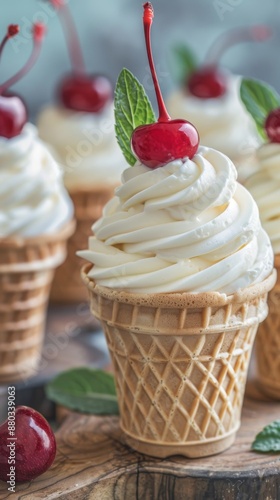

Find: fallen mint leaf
<box><xmin>169</xmin><ymin>44</ymin><xmax>197</xmax><ymax>84</ymax></box>
<box><xmin>252</xmin><ymin>420</ymin><xmax>280</xmax><ymax>453</ymax></box>
<box><xmin>240</xmin><ymin>78</ymin><xmax>280</xmax><ymax>140</ymax></box>
<box><xmin>114</xmin><ymin>68</ymin><xmax>156</xmax><ymax>166</ymax></box>
<box><xmin>46</xmin><ymin>368</ymin><xmax>119</xmax><ymax>415</ymax></box>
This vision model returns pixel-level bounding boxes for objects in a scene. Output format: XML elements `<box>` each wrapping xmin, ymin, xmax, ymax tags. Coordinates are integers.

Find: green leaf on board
<box><xmin>252</xmin><ymin>420</ymin><xmax>280</xmax><ymax>453</ymax></box>
<box><xmin>169</xmin><ymin>44</ymin><xmax>197</xmax><ymax>84</ymax></box>
<box><xmin>240</xmin><ymin>78</ymin><xmax>280</xmax><ymax>140</ymax></box>
<box><xmin>114</xmin><ymin>68</ymin><xmax>156</xmax><ymax>166</ymax></box>
<box><xmin>46</xmin><ymin>368</ymin><xmax>119</xmax><ymax>415</ymax></box>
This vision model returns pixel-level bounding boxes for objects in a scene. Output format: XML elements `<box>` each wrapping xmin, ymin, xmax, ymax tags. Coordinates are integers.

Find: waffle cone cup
<box><xmin>82</xmin><ymin>264</ymin><xmax>276</xmax><ymax>458</ymax></box>
<box><xmin>0</xmin><ymin>220</ymin><xmax>75</xmax><ymax>383</ymax></box>
<box><xmin>255</xmin><ymin>255</ymin><xmax>280</xmax><ymax>399</ymax></box>
<box><xmin>50</xmin><ymin>186</ymin><xmax>117</xmax><ymax>303</ymax></box>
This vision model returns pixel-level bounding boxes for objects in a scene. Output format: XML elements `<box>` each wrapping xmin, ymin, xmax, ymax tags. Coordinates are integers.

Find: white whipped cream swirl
<box><xmin>0</xmin><ymin>123</ymin><xmax>74</xmax><ymax>238</ymax></box>
<box><xmin>167</xmin><ymin>76</ymin><xmax>260</xmax><ymax>163</ymax></box>
<box><xmin>38</xmin><ymin>103</ymin><xmax>126</xmax><ymax>190</ymax></box>
<box><xmin>245</xmin><ymin>142</ymin><xmax>280</xmax><ymax>254</ymax></box>
<box><xmin>79</xmin><ymin>146</ymin><xmax>273</xmax><ymax>294</ymax></box>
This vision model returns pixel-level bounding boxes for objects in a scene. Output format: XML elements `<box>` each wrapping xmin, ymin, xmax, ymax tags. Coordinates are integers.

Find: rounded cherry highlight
<box><xmin>187</xmin><ymin>25</ymin><xmax>272</xmax><ymax>99</ymax></box>
<box><xmin>265</xmin><ymin>108</ymin><xmax>280</xmax><ymax>143</ymax></box>
<box><xmin>0</xmin><ymin>23</ymin><xmax>46</xmax><ymax>139</ymax></box>
<box><xmin>50</xmin><ymin>0</ymin><xmax>112</xmax><ymax>113</ymax></box>
<box><xmin>131</xmin><ymin>3</ymin><xmax>199</xmax><ymax>169</ymax></box>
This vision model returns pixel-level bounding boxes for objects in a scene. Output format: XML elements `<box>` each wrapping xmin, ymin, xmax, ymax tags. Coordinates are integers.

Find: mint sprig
<box><xmin>46</xmin><ymin>368</ymin><xmax>119</xmax><ymax>415</ymax></box>
<box><xmin>169</xmin><ymin>44</ymin><xmax>197</xmax><ymax>84</ymax></box>
<box><xmin>114</xmin><ymin>68</ymin><xmax>156</xmax><ymax>166</ymax></box>
<box><xmin>240</xmin><ymin>78</ymin><xmax>280</xmax><ymax>140</ymax></box>
<box><xmin>252</xmin><ymin>420</ymin><xmax>280</xmax><ymax>453</ymax></box>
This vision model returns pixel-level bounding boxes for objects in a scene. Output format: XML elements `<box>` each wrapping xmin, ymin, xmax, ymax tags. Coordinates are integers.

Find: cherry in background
<box><xmin>131</xmin><ymin>2</ymin><xmax>199</xmax><ymax>169</ymax></box>
<box><xmin>0</xmin><ymin>406</ymin><xmax>56</xmax><ymax>483</ymax></box>
<box><xmin>265</xmin><ymin>108</ymin><xmax>280</xmax><ymax>143</ymax></box>
<box><xmin>49</xmin><ymin>0</ymin><xmax>112</xmax><ymax>113</ymax></box>
<box><xmin>187</xmin><ymin>25</ymin><xmax>272</xmax><ymax>99</ymax></box>
<box><xmin>0</xmin><ymin>23</ymin><xmax>46</xmax><ymax>139</ymax></box>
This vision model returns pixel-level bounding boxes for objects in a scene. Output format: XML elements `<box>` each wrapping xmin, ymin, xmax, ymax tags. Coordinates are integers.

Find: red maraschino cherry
<box><xmin>50</xmin><ymin>0</ymin><xmax>112</xmax><ymax>112</ymax></box>
<box><xmin>0</xmin><ymin>406</ymin><xmax>56</xmax><ymax>483</ymax></box>
<box><xmin>265</xmin><ymin>108</ymin><xmax>280</xmax><ymax>143</ymax></box>
<box><xmin>0</xmin><ymin>23</ymin><xmax>46</xmax><ymax>139</ymax></box>
<box><xmin>188</xmin><ymin>25</ymin><xmax>272</xmax><ymax>99</ymax></box>
<box><xmin>131</xmin><ymin>3</ymin><xmax>199</xmax><ymax>169</ymax></box>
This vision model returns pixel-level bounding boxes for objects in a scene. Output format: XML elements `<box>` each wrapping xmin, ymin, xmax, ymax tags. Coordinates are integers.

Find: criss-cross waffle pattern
<box><xmin>0</xmin><ymin>223</ymin><xmax>73</xmax><ymax>383</ymax></box>
<box><xmin>83</xmin><ymin>268</ymin><xmax>274</xmax><ymax>456</ymax></box>
<box><xmin>50</xmin><ymin>187</ymin><xmax>116</xmax><ymax>303</ymax></box>
<box><xmin>256</xmin><ymin>259</ymin><xmax>280</xmax><ymax>399</ymax></box>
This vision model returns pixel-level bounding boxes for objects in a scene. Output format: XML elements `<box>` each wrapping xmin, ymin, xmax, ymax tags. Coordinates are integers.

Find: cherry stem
<box><xmin>0</xmin><ymin>25</ymin><xmax>20</xmax><ymax>61</ymax></box>
<box><xmin>143</xmin><ymin>2</ymin><xmax>170</xmax><ymax>123</ymax></box>
<box><xmin>0</xmin><ymin>23</ymin><xmax>46</xmax><ymax>95</ymax></box>
<box><xmin>205</xmin><ymin>25</ymin><xmax>272</xmax><ymax>66</ymax></box>
<box><xmin>51</xmin><ymin>0</ymin><xmax>86</xmax><ymax>75</ymax></box>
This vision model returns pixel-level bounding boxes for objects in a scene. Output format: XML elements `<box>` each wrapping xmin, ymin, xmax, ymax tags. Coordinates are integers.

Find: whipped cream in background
<box><xmin>0</xmin><ymin>123</ymin><xmax>74</xmax><ymax>238</ymax></box>
<box><xmin>167</xmin><ymin>76</ymin><xmax>261</xmax><ymax>167</ymax></box>
<box><xmin>37</xmin><ymin>103</ymin><xmax>126</xmax><ymax>191</ymax></box>
<box><xmin>244</xmin><ymin>142</ymin><xmax>280</xmax><ymax>255</ymax></box>
<box><xmin>79</xmin><ymin>146</ymin><xmax>273</xmax><ymax>294</ymax></box>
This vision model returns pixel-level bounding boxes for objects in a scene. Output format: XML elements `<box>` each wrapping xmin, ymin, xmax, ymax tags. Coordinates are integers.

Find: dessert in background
<box><xmin>37</xmin><ymin>0</ymin><xmax>126</xmax><ymax>303</ymax></box>
<box><xmin>0</xmin><ymin>23</ymin><xmax>74</xmax><ymax>382</ymax></box>
<box><xmin>79</xmin><ymin>3</ymin><xmax>276</xmax><ymax>459</ymax></box>
<box><xmin>167</xmin><ymin>25</ymin><xmax>272</xmax><ymax>182</ymax></box>
<box><xmin>241</xmin><ymin>77</ymin><xmax>280</xmax><ymax>399</ymax></box>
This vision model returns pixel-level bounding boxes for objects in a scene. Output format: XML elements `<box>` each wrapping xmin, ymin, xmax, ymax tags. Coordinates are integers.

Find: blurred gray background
<box><xmin>1</xmin><ymin>0</ymin><xmax>279</xmax><ymax>122</ymax></box>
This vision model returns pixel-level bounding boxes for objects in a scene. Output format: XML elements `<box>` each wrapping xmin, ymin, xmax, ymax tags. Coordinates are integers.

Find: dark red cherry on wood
<box><xmin>0</xmin><ymin>406</ymin><xmax>56</xmax><ymax>483</ymax></box>
<box><xmin>58</xmin><ymin>73</ymin><xmax>112</xmax><ymax>113</ymax></box>
<box><xmin>132</xmin><ymin>119</ymin><xmax>199</xmax><ymax>169</ymax></box>
<box><xmin>265</xmin><ymin>108</ymin><xmax>280</xmax><ymax>143</ymax></box>
<box><xmin>187</xmin><ymin>66</ymin><xmax>228</xmax><ymax>99</ymax></box>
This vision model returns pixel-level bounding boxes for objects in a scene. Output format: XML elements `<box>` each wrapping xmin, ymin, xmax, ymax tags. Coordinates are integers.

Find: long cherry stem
<box><xmin>205</xmin><ymin>25</ymin><xmax>272</xmax><ymax>66</ymax></box>
<box><xmin>0</xmin><ymin>23</ymin><xmax>46</xmax><ymax>95</ymax></box>
<box><xmin>51</xmin><ymin>0</ymin><xmax>86</xmax><ymax>74</ymax></box>
<box><xmin>0</xmin><ymin>25</ymin><xmax>20</xmax><ymax>61</ymax></box>
<box><xmin>143</xmin><ymin>3</ymin><xmax>170</xmax><ymax>123</ymax></box>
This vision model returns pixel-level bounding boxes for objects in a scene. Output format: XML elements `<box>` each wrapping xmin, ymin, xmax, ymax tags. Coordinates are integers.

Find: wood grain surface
<box><xmin>0</xmin><ymin>394</ymin><xmax>280</xmax><ymax>500</ymax></box>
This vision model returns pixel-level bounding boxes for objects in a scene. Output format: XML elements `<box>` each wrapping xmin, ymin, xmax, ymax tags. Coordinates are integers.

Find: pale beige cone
<box><xmin>0</xmin><ymin>220</ymin><xmax>75</xmax><ymax>383</ymax></box>
<box><xmin>82</xmin><ymin>264</ymin><xmax>276</xmax><ymax>458</ymax></box>
<box><xmin>255</xmin><ymin>255</ymin><xmax>280</xmax><ymax>399</ymax></box>
<box><xmin>50</xmin><ymin>186</ymin><xmax>117</xmax><ymax>303</ymax></box>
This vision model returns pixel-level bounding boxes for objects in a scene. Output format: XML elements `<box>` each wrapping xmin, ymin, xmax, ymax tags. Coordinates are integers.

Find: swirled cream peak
<box><xmin>37</xmin><ymin>103</ymin><xmax>126</xmax><ymax>190</ymax></box>
<box><xmin>167</xmin><ymin>76</ymin><xmax>260</xmax><ymax>162</ymax></box>
<box><xmin>0</xmin><ymin>123</ymin><xmax>74</xmax><ymax>238</ymax></box>
<box><xmin>78</xmin><ymin>146</ymin><xmax>273</xmax><ymax>294</ymax></box>
<box><xmin>244</xmin><ymin>142</ymin><xmax>280</xmax><ymax>254</ymax></box>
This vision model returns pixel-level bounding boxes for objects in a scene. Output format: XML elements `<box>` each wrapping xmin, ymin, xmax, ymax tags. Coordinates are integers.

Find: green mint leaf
<box><xmin>46</xmin><ymin>368</ymin><xmax>119</xmax><ymax>415</ymax></box>
<box><xmin>169</xmin><ymin>44</ymin><xmax>197</xmax><ymax>84</ymax></box>
<box><xmin>114</xmin><ymin>68</ymin><xmax>156</xmax><ymax>166</ymax></box>
<box><xmin>252</xmin><ymin>420</ymin><xmax>280</xmax><ymax>453</ymax></box>
<box><xmin>240</xmin><ymin>78</ymin><xmax>280</xmax><ymax>140</ymax></box>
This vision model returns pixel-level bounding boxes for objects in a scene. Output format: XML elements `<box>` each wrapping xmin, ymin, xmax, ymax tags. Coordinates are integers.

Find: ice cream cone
<box><xmin>50</xmin><ymin>186</ymin><xmax>117</xmax><ymax>303</ymax></box>
<box><xmin>255</xmin><ymin>255</ymin><xmax>280</xmax><ymax>399</ymax></box>
<box><xmin>0</xmin><ymin>220</ymin><xmax>75</xmax><ymax>383</ymax></box>
<box><xmin>81</xmin><ymin>264</ymin><xmax>276</xmax><ymax>458</ymax></box>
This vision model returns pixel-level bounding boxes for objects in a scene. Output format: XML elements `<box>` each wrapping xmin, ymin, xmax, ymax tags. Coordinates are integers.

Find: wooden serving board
<box><xmin>0</xmin><ymin>392</ymin><xmax>280</xmax><ymax>500</ymax></box>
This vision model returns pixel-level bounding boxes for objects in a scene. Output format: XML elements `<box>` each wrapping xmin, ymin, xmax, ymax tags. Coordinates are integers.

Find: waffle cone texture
<box><xmin>50</xmin><ymin>186</ymin><xmax>117</xmax><ymax>303</ymax></box>
<box><xmin>82</xmin><ymin>264</ymin><xmax>276</xmax><ymax>458</ymax></box>
<box><xmin>0</xmin><ymin>220</ymin><xmax>75</xmax><ymax>383</ymax></box>
<box><xmin>255</xmin><ymin>255</ymin><xmax>280</xmax><ymax>399</ymax></box>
